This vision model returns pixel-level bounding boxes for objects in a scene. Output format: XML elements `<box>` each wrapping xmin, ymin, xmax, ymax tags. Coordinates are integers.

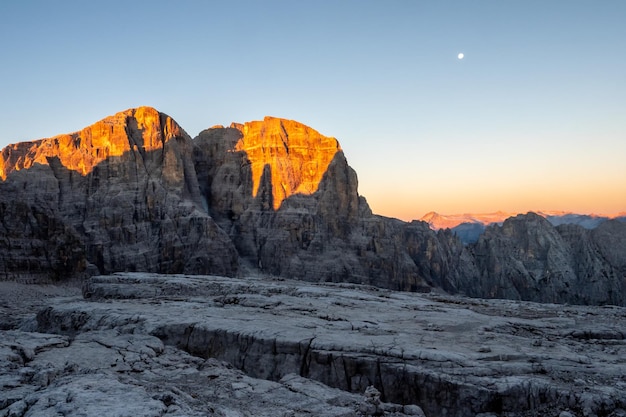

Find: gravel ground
<box><xmin>0</xmin><ymin>280</ymin><xmax>82</xmax><ymax>329</ymax></box>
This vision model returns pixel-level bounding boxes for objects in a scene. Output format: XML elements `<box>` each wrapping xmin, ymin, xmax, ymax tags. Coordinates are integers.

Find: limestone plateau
<box><xmin>4</xmin><ymin>273</ymin><xmax>626</xmax><ymax>417</ymax></box>
<box><xmin>1</xmin><ymin>106</ymin><xmax>625</xmax><ymax>306</ymax></box>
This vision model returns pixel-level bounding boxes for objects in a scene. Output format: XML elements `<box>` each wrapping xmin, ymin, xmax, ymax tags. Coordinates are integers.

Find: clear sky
<box><xmin>1</xmin><ymin>1</ymin><xmax>624</xmax><ymax>220</ymax></box>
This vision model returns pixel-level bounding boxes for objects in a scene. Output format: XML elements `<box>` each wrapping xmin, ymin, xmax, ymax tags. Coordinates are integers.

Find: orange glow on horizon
<box><xmin>365</xmin><ymin>187</ymin><xmax>626</xmax><ymax>222</ymax></box>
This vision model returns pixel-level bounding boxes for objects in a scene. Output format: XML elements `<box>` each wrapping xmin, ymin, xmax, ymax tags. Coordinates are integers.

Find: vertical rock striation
<box><xmin>1</xmin><ymin>108</ymin><xmax>624</xmax><ymax>305</ymax></box>
<box><xmin>0</xmin><ymin>107</ymin><xmax>238</xmax><ymax>281</ymax></box>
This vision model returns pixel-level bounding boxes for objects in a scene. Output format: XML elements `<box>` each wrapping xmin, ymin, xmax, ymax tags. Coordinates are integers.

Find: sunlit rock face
<box><xmin>0</xmin><ymin>107</ymin><xmax>238</xmax><ymax>281</ymax></box>
<box><xmin>0</xmin><ymin>107</ymin><xmax>182</xmax><ymax>179</ymax></box>
<box><xmin>5</xmin><ymin>108</ymin><xmax>624</xmax><ymax>306</ymax></box>
<box><xmin>194</xmin><ymin>117</ymin><xmax>474</xmax><ymax>291</ymax></box>
<box><xmin>194</xmin><ymin>119</ymin><xmax>366</xmax><ymax>282</ymax></box>
<box><xmin>233</xmin><ymin>116</ymin><xmax>341</xmax><ymax>210</ymax></box>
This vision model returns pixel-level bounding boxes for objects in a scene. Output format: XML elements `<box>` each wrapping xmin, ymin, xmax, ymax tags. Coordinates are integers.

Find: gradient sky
<box><xmin>1</xmin><ymin>1</ymin><xmax>624</xmax><ymax>220</ymax></box>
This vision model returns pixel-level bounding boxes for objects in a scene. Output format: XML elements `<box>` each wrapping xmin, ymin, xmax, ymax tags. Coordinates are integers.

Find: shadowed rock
<box><xmin>0</xmin><ymin>107</ymin><xmax>238</xmax><ymax>281</ymax></box>
<box><xmin>467</xmin><ymin>213</ymin><xmax>625</xmax><ymax>305</ymax></box>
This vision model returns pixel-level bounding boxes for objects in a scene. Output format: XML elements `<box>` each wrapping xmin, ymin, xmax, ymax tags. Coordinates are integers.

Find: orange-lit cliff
<box><xmin>0</xmin><ymin>106</ymin><xmax>183</xmax><ymax>180</ymax></box>
<box><xmin>230</xmin><ymin>116</ymin><xmax>341</xmax><ymax>210</ymax></box>
<box><xmin>0</xmin><ymin>106</ymin><xmax>237</xmax><ymax>280</ymax></box>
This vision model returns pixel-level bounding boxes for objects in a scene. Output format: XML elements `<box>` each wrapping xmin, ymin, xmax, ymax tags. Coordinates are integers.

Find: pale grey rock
<box><xmin>18</xmin><ymin>273</ymin><xmax>626</xmax><ymax>417</ymax></box>
<box><xmin>0</xmin><ymin>326</ymin><xmax>386</xmax><ymax>417</ymax></box>
<box><xmin>2</xmin><ymin>280</ymin><xmax>433</xmax><ymax>417</ymax></box>
<box><xmin>12</xmin><ymin>374</ymin><xmax>169</xmax><ymax>417</ymax></box>
<box><xmin>0</xmin><ymin>282</ymin><xmax>81</xmax><ymax>330</ymax></box>
<box><xmin>402</xmin><ymin>404</ymin><xmax>426</xmax><ymax>416</ymax></box>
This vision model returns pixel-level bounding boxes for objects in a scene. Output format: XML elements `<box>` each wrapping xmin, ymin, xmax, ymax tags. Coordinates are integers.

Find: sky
<box><xmin>1</xmin><ymin>1</ymin><xmax>624</xmax><ymax>220</ymax></box>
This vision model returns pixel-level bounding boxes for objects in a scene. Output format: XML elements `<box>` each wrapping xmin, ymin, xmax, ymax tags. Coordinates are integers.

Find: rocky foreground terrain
<box><xmin>2</xmin><ymin>274</ymin><xmax>626</xmax><ymax>417</ymax></box>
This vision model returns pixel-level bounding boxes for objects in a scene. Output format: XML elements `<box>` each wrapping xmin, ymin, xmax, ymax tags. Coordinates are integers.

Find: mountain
<box><xmin>193</xmin><ymin>117</ymin><xmax>474</xmax><ymax>291</ymax></box>
<box><xmin>467</xmin><ymin>213</ymin><xmax>625</xmax><ymax>305</ymax></box>
<box><xmin>0</xmin><ymin>108</ymin><xmax>474</xmax><ymax>292</ymax></box>
<box><xmin>422</xmin><ymin>211</ymin><xmax>625</xmax><ymax>244</ymax></box>
<box><xmin>421</xmin><ymin>211</ymin><xmax>513</xmax><ymax>230</ymax></box>
<box><xmin>0</xmin><ymin>107</ymin><xmax>238</xmax><ymax>281</ymax></box>
<box><xmin>0</xmin><ymin>107</ymin><xmax>624</xmax><ymax>306</ymax></box>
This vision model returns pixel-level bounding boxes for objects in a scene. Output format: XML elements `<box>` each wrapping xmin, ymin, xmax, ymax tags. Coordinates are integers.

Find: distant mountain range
<box><xmin>421</xmin><ymin>211</ymin><xmax>626</xmax><ymax>244</ymax></box>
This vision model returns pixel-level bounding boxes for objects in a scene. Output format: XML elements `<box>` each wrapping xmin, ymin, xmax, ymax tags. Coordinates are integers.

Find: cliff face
<box><xmin>232</xmin><ymin>117</ymin><xmax>342</xmax><ymax>210</ymax></box>
<box><xmin>0</xmin><ymin>107</ymin><xmax>181</xmax><ymax>179</ymax></box>
<box><xmin>0</xmin><ymin>107</ymin><xmax>238</xmax><ymax>281</ymax></box>
<box><xmin>0</xmin><ymin>199</ymin><xmax>87</xmax><ymax>283</ymax></box>
<box><xmin>194</xmin><ymin>118</ymin><xmax>455</xmax><ymax>291</ymax></box>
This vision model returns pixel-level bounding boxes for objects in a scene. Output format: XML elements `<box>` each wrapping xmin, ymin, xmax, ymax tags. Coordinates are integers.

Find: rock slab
<box><xmin>19</xmin><ymin>273</ymin><xmax>626</xmax><ymax>417</ymax></box>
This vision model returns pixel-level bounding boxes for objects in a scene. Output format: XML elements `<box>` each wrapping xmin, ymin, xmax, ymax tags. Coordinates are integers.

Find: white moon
<box><xmin>457</xmin><ymin>53</ymin><xmax>464</xmax><ymax>60</ymax></box>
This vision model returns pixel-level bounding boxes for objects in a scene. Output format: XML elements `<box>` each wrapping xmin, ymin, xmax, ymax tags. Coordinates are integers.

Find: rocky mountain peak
<box><xmin>0</xmin><ymin>106</ymin><xmax>186</xmax><ymax>180</ymax></box>
<box><xmin>421</xmin><ymin>211</ymin><xmax>514</xmax><ymax>230</ymax></box>
<box><xmin>0</xmin><ymin>107</ymin><xmax>238</xmax><ymax>281</ymax></box>
<box><xmin>229</xmin><ymin>117</ymin><xmax>341</xmax><ymax>210</ymax></box>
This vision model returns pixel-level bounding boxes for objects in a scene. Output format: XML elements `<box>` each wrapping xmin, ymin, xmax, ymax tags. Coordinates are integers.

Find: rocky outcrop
<box><xmin>0</xmin><ymin>200</ymin><xmax>86</xmax><ymax>283</ymax></box>
<box><xmin>18</xmin><ymin>273</ymin><xmax>626</xmax><ymax>417</ymax></box>
<box><xmin>591</xmin><ymin>220</ymin><xmax>626</xmax><ymax>275</ymax></box>
<box><xmin>467</xmin><ymin>213</ymin><xmax>625</xmax><ymax>305</ymax></box>
<box><xmin>1</xmin><ymin>328</ymin><xmax>403</xmax><ymax>417</ymax></box>
<box><xmin>0</xmin><ymin>107</ymin><xmax>238</xmax><ymax>281</ymax></box>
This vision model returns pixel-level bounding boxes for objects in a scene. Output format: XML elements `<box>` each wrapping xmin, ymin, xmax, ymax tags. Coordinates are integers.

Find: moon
<box><xmin>457</xmin><ymin>53</ymin><xmax>464</xmax><ymax>60</ymax></box>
